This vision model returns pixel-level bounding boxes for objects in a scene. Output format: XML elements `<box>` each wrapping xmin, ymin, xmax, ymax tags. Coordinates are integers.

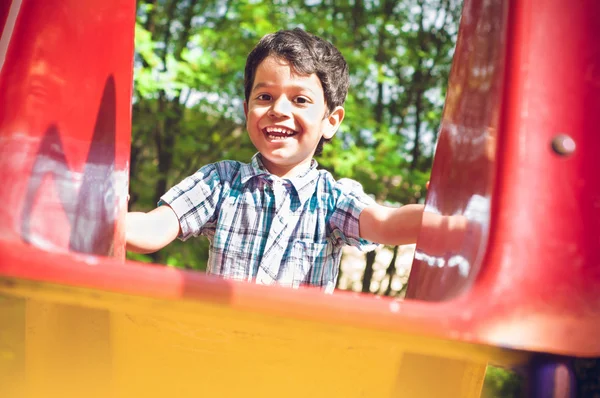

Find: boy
<box><xmin>126</xmin><ymin>28</ymin><xmax>432</xmax><ymax>292</ymax></box>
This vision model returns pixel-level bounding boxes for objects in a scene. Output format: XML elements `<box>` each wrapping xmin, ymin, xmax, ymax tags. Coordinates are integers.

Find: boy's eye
<box><xmin>294</xmin><ymin>96</ymin><xmax>310</xmax><ymax>104</ymax></box>
<box><xmin>256</xmin><ymin>94</ymin><xmax>271</xmax><ymax>101</ymax></box>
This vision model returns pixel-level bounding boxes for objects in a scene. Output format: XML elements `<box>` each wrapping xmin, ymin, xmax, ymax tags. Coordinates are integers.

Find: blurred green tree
<box><xmin>129</xmin><ymin>0</ymin><xmax>460</xmax><ymax>281</ymax></box>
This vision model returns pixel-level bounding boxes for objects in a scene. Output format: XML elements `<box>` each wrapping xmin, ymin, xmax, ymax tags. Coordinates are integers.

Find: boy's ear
<box><xmin>323</xmin><ymin>106</ymin><xmax>345</xmax><ymax>140</ymax></box>
<box><xmin>243</xmin><ymin>101</ymin><xmax>248</xmax><ymax>118</ymax></box>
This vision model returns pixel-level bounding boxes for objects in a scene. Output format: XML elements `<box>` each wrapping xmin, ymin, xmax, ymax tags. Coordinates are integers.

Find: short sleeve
<box><xmin>158</xmin><ymin>163</ymin><xmax>223</xmax><ymax>241</ymax></box>
<box><xmin>330</xmin><ymin>178</ymin><xmax>380</xmax><ymax>251</ymax></box>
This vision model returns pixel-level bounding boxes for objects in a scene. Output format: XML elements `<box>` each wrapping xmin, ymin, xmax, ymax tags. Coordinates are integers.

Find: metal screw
<box><xmin>551</xmin><ymin>134</ymin><xmax>576</xmax><ymax>156</ymax></box>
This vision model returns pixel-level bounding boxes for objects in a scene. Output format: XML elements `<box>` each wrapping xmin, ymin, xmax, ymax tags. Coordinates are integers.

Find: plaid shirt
<box><xmin>159</xmin><ymin>154</ymin><xmax>378</xmax><ymax>291</ymax></box>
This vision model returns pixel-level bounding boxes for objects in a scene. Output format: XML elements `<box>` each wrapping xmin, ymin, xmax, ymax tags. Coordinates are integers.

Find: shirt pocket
<box><xmin>291</xmin><ymin>240</ymin><xmax>333</xmax><ymax>287</ymax></box>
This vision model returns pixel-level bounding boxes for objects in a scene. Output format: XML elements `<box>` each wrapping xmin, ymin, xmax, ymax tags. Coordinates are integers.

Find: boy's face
<box><xmin>244</xmin><ymin>56</ymin><xmax>344</xmax><ymax>177</ymax></box>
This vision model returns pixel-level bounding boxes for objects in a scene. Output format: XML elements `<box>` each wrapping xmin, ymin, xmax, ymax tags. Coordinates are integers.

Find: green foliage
<box><xmin>130</xmin><ymin>0</ymin><xmax>461</xmax><ymax>270</ymax></box>
<box><xmin>482</xmin><ymin>366</ymin><xmax>522</xmax><ymax>398</ymax></box>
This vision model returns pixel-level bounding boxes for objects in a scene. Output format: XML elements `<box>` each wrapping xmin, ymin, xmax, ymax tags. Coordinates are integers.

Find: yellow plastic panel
<box><xmin>0</xmin><ymin>278</ymin><xmax>524</xmax><ymax>398</ymax></box>
<box><xmin>0</xmin><ymin>295</ymin><xmax>26</xmax><ymax>398</ymax></box>
<box><xmin>24</xmin><ymin>301</ymin><xmax>112</xmax><ymax>398</ymax></box>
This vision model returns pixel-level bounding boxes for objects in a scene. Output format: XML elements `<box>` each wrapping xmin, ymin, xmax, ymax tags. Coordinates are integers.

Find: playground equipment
<box><xmin>0</xmin><ymin>0</ymin><xmax>598</xmax><ymax>396</ymax></box>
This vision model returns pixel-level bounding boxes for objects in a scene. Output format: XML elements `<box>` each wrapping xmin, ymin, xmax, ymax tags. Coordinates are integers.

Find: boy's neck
<box><xmin>260</xmin><ymin>156</ymin><xmax>314</xmax><ymax>179</ymax></box>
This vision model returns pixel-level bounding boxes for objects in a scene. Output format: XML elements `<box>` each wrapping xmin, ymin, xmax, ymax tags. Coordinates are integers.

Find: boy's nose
<box><xmin>268</xmin><ymin>97</ymin><xmax>292</xmax><ymax>118</ymax></box>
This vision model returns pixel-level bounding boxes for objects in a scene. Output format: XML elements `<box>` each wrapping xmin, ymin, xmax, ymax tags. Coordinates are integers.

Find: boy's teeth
<box><xmin>265</xmin><ymin>127</ymin><xmax>296</xmax><ymax>138</ymax></box>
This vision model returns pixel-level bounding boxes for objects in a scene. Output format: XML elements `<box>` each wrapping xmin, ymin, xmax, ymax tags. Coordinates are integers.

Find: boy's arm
<box><xmin>359</xmin><ymin>203</ymin><xmax>468</xmax><ymax>246</ymax></box>
<box><xmin>126</xmin><ymin>205</ymin><xmax>181</xmax><ymax>254</ymax></box>
<box><xmin>359</xmin><ymin>203</ymin><xmax>425</xmax><ymax>245</ymax></box>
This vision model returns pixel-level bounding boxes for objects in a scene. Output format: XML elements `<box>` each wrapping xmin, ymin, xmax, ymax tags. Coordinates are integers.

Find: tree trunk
<box><xmin>411</xmin><ymin>87</ymin><xmax>423</xmax><ymax>170</ymax></box>
<box><xmin>361</xmin><ymin>250</ymin><xmax>377</xmax><ymax>293</ymax></box>
<box><xmin>384</xmin><ymin>245</ymin><xmax>399</xmax><ymax>296</ymax></box>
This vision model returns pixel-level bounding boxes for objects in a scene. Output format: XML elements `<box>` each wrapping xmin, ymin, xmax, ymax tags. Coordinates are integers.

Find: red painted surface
<box><xmin>465</xmin><ymin>0</ymin><xmax>600</xmax><ymax>349</ymax></box>
<box><xmin>0</xmin><ymin>0</ymin><xmax>134</xmax><ymax>258</ymax></box>
<box><xmin>407</xmin><ymin>0</ymin><xmax>507</xmax><ymax>301</ymax></box>
<box><xmin>410</xmin><ymin>0</ymin><xmax>600</xmax><ymax>352</ymax></box>
<box><xmin>0</xmin><ymin>2</ymin><xmax>11</xmax><ymax>34</ymax></box>
<box><xmin>0</xmin><ymin>0</ymin><xmax>599</xmax><ymax>359</ymax></box>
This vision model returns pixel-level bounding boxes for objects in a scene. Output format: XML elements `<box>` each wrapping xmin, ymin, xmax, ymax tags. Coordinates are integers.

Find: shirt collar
<box><xmin>240</xmin><ymin>153</ymin><xmax>319</xmax><ymax>205</ymax></box>
<box><xmin>240</xmin><ymin>153</ymin><xmax>270</xmax><ymax>184</ymax></box>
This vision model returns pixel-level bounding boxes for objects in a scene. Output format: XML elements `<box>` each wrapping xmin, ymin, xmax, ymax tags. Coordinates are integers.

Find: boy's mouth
<box><xmin>263</xmin><ymin>126</ymin><xmax>298</xmax><ymax>140</ymax></box>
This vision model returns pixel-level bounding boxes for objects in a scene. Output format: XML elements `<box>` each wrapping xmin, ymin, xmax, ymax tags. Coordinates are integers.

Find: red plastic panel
<box><xmin>410</xmin><ymin>0</ymin><xmax>600</xmax><ymax>352</ymax></box>
<box><xmin>407</xmin><ymin>0</ymin><xmax>507</xmax><ymax>301</ymax></box>
<box><xmin>465</xmin><ymin>0</ymin><xmax>600</xmax><ymax>345</ymax></box>
<box><xmin>0</xmin><ymin>0</ymin><xmax>135</xmax><ymax>258</ymax></box>
<box><xmin>0</xmin><ymin>2</ymin><xmax>12</xmax><ymax>34</ymax></box>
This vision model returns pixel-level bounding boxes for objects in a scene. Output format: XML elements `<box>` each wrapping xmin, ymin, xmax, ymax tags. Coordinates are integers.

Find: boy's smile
<box><xmin>244</xmin><ymin>56</ymin><xmax>344</xmax><ymax>178</ymax></box>
<box><xmin>264</xmin><ymin>125</ymin><xmax>298</xmax><ymax>140</ymax></box>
